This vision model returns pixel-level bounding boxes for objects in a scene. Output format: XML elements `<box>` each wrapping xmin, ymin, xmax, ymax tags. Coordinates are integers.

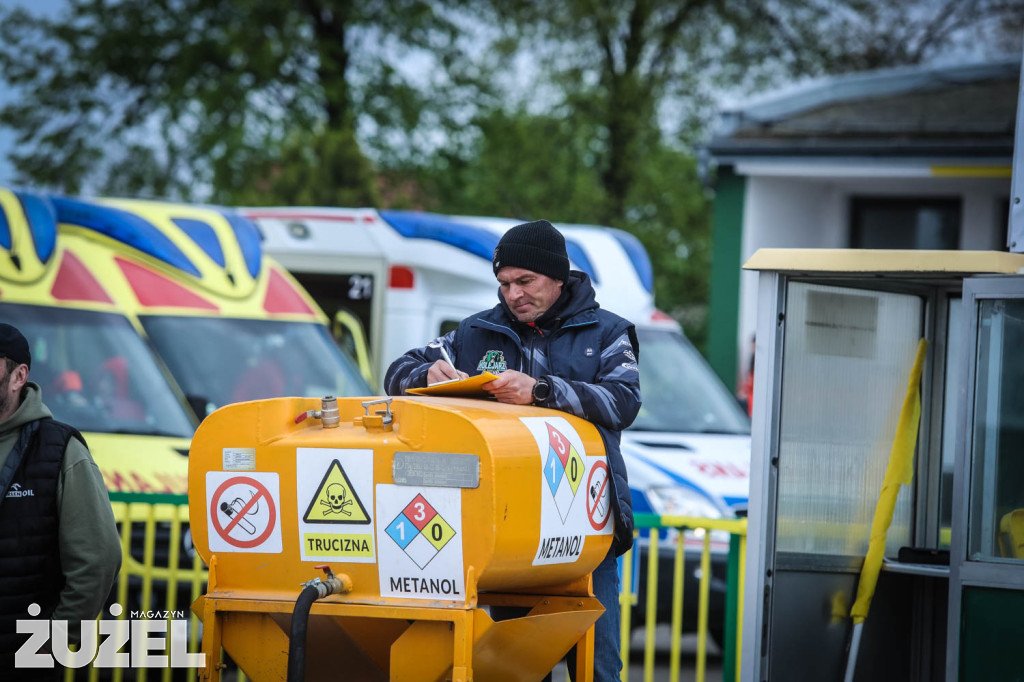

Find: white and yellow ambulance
<box><xmin>1</xmin><ymin>188</ymin><xmax>372</xmax><ymax>496</ymax></box>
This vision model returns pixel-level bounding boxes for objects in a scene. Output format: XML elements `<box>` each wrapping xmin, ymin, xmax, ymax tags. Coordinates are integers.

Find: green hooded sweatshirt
<box><xmin>0</xmin><ymin>382</ymin><xmax>121</xmax><ymax>638</ymax></box>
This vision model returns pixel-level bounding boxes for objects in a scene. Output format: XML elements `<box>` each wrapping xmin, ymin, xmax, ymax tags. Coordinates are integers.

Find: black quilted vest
<box><xmin>0</xmin><ymin>418</ymin><xmax>82</xmax><ymax>672</ymax></box>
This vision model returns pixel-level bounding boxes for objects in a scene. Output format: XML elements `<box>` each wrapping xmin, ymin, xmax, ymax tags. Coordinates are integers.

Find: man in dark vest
<box><xmin>0</xmin><ymin>323</ymin><xmax>121</xmax><ymax>677</ymax></box>
<box><xmin>386</xmin><ymin>220</ymin><xmax>641</xmax><ymax>681</ymax></box>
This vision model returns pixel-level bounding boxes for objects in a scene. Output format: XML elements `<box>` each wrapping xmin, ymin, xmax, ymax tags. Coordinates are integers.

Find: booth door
<box><xmin>949</xmin><ymin>276</ymin><xmax>1024</xmax><ymax>681</ymax></box>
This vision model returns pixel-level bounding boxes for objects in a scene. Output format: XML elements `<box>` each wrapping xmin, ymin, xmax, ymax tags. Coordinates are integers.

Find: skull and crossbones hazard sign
<box><xmin>297</xmin><ymin>448</ymin><xmax>376</xmax><ymax>562</ymax></box>
<box><xmin>302</xmin><ymin>459</ymin><xmax>371</xmax><ymax>524</ymax></box>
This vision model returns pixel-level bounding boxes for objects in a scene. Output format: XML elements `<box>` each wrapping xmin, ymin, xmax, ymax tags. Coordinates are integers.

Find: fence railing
<box><xmin>619</xmin><ymin>513</ymin><xmax>747</xmax><ymax>682</ymax></box>
<box><xmin>61</xmin><ymin>498</ymin><xmax>742</xmax><ymax>681</ymax></box>
<box><xmin>62</xmin><ymin>495</ymin><xmax>241</xmax><ymax>682</ymax></box>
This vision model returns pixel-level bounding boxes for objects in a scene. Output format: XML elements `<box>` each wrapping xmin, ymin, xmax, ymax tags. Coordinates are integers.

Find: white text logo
<box><xmin>15</xmin><ymin>603</ymin><xmax>205</xmax><ymax>669</ymax></box>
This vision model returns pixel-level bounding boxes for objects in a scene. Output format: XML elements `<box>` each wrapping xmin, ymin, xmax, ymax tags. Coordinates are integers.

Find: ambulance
<box><xmin>0</xmin><ymin>187</ymin><xmax>195</xmax><ymax>496</ymax></box>
<box><xmin>49</xmin><ymin>195</ymin><xmax>372</xmax><ymax>428</ymax></box>
<box><xmin>247</xmin><ymin>208</ymin><xmax>751</xmax><ymax>640</ymax></box>
<box><xmin>1</xmin><ymin>190</ymin><xmax>371</xmax><ymax>497</ymax></box>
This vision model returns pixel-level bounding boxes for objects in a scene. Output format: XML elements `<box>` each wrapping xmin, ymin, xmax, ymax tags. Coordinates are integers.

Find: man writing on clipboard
<box><xmin>385</xmin><ymin>219</ymin><xmax>641</xmax><ymax>681</ymax></box>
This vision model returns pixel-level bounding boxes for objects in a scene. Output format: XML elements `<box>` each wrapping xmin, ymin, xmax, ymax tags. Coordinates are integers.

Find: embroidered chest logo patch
<box><xmin>477</xmin><ymin>350</ymin><xmax>508</xmax><ymax>373</ymax></box>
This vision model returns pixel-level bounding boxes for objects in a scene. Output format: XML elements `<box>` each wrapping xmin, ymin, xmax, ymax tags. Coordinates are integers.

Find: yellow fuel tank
<box><xmin>189</xmin><ymin>395</ymin><xmax>615</xmax><ymax>681</ymax></box>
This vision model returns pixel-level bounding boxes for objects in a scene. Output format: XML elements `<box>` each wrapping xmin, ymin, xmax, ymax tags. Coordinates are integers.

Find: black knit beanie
<box><xmin>492</xmin><ymin>220</ymin><xmax>570</xmax><ymax>282</ymax></box>
<box><xmin>0</xmin><ymin>323</ymin><xmax>30</xmax><ymax>368</ymax></box>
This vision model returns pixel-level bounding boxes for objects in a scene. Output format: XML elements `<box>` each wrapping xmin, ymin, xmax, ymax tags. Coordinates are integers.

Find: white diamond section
<box><xmin>553</xmin><ymin>474</ymin><xmax>575</xmax><ymax>523</ymax></box>
<box><xmin>404</xmin><ymin>533</ymin><xmax>440</xmax><ymax>570</ymax></box>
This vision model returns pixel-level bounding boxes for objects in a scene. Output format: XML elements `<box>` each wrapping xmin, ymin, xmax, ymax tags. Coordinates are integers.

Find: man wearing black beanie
<box><xmin>386</xmin><ymin>220</ymin><xmax>641</xmax><ymax>681</ymax></box>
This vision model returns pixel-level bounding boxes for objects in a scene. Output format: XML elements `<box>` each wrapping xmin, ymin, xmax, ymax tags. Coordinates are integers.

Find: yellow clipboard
<box><xmin>406</xmin><ymin>372</ymin><xmax>500</xmax><ymax>397</ymax></box>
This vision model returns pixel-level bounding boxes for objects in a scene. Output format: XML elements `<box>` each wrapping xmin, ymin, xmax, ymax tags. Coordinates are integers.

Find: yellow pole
<box><xmin>696</xmin><ymin>532</ymin><xmax>712</xmax><ymax>682</ymax></box>
<box><xmin>644</xmin><ymin>530</ymin><xmax>660</xmax><ymax>682</ymax></box>
<box><xmin>736</xmin><ymin>533</ymin><xmax>746</xmax><ymax>682</ymax></box>
<box><xmin>669</xmin><ymin>530</ymin><xmax>685</xmax><ymax>682</ymax></box>
<box><xmin>845</xmin><ymin>339</ymin><xmax>928</xmax><ymax>681</ymax></box>
<box><xmin>619</xmin><ymin>535</ymin><xmax>635</xmax><ymax>682</ymax></box>
<box><xmin>114</xmin><ymin>503</ymin><xmax>132</xmax><ymax>682</ymax></box>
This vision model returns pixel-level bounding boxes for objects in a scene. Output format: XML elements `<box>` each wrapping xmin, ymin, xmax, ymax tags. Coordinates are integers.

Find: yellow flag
<box><xmin>850</xmin><ymin>338</ymin><xmax>928</xmax><ymax>624</ymax></box>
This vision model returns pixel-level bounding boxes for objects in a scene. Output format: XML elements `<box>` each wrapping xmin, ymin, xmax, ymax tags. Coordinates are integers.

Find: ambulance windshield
<box><xmin>0</xmin><ymin>303</ymin><xmax>195</xmax><ymax>437</ymax></box>
<box><xmin>141</xmin><ymin>316</ymin><xmax>371</xmax><ymax>416</ymax></box>
<box><xmin>630</xmin><ymin>327</ymin><xmax>750</xmax><ymax>435</ymax></box>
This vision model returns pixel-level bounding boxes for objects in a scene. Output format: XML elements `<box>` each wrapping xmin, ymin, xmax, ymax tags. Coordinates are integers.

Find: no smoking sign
<box><xmin>586</xmin><ymin>460</ymin><xmax>612</xmax><ymax>532</ymax></box>
<box><xmin>206</xmin><ymin>471</ymin><xmax>283</xmax><ymax>553</ymax></box>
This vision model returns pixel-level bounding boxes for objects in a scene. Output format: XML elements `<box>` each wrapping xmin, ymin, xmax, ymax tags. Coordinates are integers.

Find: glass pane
<box><xmin>968</xmin><ymin>299</ymin><xmax>1024</xmax><ymax>562</ymax></box>
<box><xmin>141</xmin><ymin>317</ymin><xmax>371</xmax><ymax>415</ymax></box>
<box><xmin>0</xmin><ymin>302</ymin><xmax>194</xmax><ymax>437</ymax></box>
<box><xmin>630</xmin><ymin>328</ymin><xmax>750</xmax><ymax>435</ymax></box>
<box><xmin>852</xmin><ymin>197</ymin><xmax>960</xmax><ymax>250</ymax></box>
<box><xmin>938</xmin><ymin>297</ymin><xmax>962</xmax><ymax>549</ymax></box>
<box><xmin>776</xmin><ymin>283</ymin><xmax>922</xmax><ymax>556</ymax></box>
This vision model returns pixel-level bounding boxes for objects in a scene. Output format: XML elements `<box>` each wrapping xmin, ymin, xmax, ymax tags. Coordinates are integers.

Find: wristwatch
<box><xmin>532</xmin><ymin>376</ymin><xmax>552</xmax><ymax>405</ymax></box>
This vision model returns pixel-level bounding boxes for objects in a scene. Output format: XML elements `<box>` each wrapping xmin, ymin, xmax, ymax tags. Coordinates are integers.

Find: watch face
<box><xmin>534</xmin><ymin>379</ymin><xmax>550</xmax><ymax>402</ymax></box>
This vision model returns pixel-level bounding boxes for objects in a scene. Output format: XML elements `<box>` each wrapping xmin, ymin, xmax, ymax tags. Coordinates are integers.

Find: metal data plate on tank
<box><xmin>392</xmin><ymin>451</ymin><xmax>479</xmax><ymax>488</ymax></box>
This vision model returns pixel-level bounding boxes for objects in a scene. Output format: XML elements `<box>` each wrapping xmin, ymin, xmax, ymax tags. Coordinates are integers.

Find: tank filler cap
<box><xmin>359</xmin><ymin>397</ymin><xmax>394</xmax><ymax>430</ymax></box>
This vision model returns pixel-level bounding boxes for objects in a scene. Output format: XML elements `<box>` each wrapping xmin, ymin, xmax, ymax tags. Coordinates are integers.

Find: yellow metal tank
<box><xmin>189</xmin><ymin>395</ymin><xmax>615</xmax><ymax>681</ymax></box>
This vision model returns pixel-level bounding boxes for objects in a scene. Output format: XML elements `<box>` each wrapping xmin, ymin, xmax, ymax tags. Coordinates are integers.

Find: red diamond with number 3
<box><xmin>547</xmin><ymin>423</ymin><xmax>570</xmax><ymax>466</ymax></box>
<box><xmin>402</xmin><ymin>493</ymin><xmax>437</xmax><ymax>530</ymax></box>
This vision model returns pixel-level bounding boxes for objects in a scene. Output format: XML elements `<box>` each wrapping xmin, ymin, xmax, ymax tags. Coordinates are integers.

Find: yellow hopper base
<box><xmin>193</xmin><ymin>593</ymin><xmax>603</xmax><ymax>682</ymax></box>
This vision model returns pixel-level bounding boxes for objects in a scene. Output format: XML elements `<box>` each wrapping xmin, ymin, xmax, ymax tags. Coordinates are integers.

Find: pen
<box><xmin>438</xmin><ymin>345</ymin><xmax>458</xmax><ymax>375</ymax></box>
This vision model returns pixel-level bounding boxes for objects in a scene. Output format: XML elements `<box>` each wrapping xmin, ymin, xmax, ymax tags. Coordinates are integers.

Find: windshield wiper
<box><xmin>101</xmin><ymin>428</ymin><xmax>190</xmax><ymax>438</ymax></box>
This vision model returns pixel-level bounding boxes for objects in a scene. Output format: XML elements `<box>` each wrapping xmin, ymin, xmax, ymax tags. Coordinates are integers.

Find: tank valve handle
<box><xmin>294</xmin><ymin>396</ymin><xmax>341</xmax><ymax>428</ymax></box>
<box><xmin>288</xmin><ymin>564</ymin><xmax>352</xmax><ymax>682</ymax></box>
<box><xmin>301</xmin><ymin>564</ymin><xmax>352</xmax><ymax>598</ymax></box>
<box><xmin>360</xmin><ymin>397</ymin><xmax>393</xmax><ymax>426</ymax></box>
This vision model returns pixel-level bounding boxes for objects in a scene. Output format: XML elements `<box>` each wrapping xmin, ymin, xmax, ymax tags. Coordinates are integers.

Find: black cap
<box><xmin>492</xmin><ymin>220</ymin><xmax>570</xmax><ymax>282</ymax></box>
<box><xmin>0</xmin><ymin>323</ymin><xmax>30</xmax><ymax>369</ymax></box>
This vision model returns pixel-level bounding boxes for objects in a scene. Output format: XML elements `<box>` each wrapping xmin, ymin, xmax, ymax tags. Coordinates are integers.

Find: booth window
<box><xmin>968</xmin><ymin>299</ymin><xmax>1024</xmax><ymax>562</ymax></box>
<box><xmin>775</xmin><ymin>282</ymin><xmax>921</xmax><ymax>557</ymax></box>
<box><xmin>938</xmin><ymin>298</ymin><xmax>962</xmax><ymax>549</ymax></box>
<box><xmin>850</xmin><ymin>197</ymin><xmax>960</xmax><ymax>250</ymax></box>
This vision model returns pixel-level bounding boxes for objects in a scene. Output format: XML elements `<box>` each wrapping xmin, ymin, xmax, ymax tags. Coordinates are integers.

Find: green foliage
<box><xmin>0</xmin><ymin>0</ymin><xmax>474</xmax><ymax>203</ymax></box>
<box><xmin>425</xmin><ymin>108</ymin><xmax>608</xmax><ymax>222</ymax></box>
<box><xmin>1</xmin><ymin>0</ymin><xmax>1020</xmax><ymax>343</ymax></box>
<box><xmin>421</xmin><ymin>105</ymin><xmax>711</xmax><ymax>344</ymax></box>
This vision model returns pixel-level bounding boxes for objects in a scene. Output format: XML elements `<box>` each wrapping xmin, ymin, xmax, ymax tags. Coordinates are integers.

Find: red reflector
<box><xmin>389</xmin><ymin>265</ymin><xmax>415</xmax><ymax>289</ymax></box>
<box><xmin>117</xmin><ymin>257</ymin><xmax>218</xmax><ymax>310</ymax></box>
<box><xmin>651</xmin><ymin>309</ymin><xmax>674</xmax><ymax>322</ymax></box>
<box><xmin>51</xmin><ymin>250</ymin><xmax>113</xmax><ymax>304</ymax></box>
<box><xmin>263</xmin><ymin>268</ymin><xmax>315</xmax><ymax>315</ymax></box>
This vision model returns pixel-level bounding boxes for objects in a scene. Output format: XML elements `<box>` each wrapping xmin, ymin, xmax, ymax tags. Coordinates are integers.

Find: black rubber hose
<box><xmin>287</xmin><ymin>584</ymin><xmax>321</xmax><ymax>682</ymax></box>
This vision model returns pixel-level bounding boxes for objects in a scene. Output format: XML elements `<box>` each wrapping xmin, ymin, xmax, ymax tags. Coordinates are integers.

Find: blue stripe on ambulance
<box><xmin>564</xmin><ymin>240</ymin><xmax>599</xmax><ymax>284</ymax></box>
<box><xmin>380</xmin><ymin>210</ymin><xmax>500</xmax><ymax>261</ymax></box>
<box><xmin>0</xmin><ymin>198</ymin><xmax>10</xmax><ymax>250</ymax></box>
<box><xmin>172</xmin><ymin>218</ymin><xmax>226</xmax><ymax>267</ymax></box>
<box><xmin>221</xmin><ymin>211</ymin><xmax>262</xmax><ymax>278</ymax></box>
<box><xmin>626</xmin><ymin>448</ymin><xmax>730</xmax><ymax>511</ymax></box>
<box><xmin>382</xmin><ymin>210</ymin><xmax>601</xmax><ymax>283</ymax></box>
<box><xmin>17</xmin><ymin>191</ymin><xmax>58</xmax><ymax>263</ymax></box>
<box><xmin>609</xmin><ymin>228</ymin><xmax>653</xmax><ymax>293</ymax></box>
<box><xmin>52</xmin><ymin>196</ymin><xmax>200</xmax><ymax>276</ymax></box>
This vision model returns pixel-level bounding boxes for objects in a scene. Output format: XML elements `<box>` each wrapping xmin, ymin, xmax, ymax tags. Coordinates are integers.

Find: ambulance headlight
<box><xmin>646</xmin><ymin>486</ymin><xmax>722</xmax><ymax>519</ymax></box>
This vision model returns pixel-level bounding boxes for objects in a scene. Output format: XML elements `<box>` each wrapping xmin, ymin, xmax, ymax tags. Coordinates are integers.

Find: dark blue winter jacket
<box><xmin>385</xmin><ymin>271</ymin><xmax>641</xmax><ymax>555</ymax></box>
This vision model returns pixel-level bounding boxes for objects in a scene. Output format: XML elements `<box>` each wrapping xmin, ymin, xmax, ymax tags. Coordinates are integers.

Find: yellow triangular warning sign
<box><xmin>303</xmin><ymin>459</ymin><xmax>370</xmax><ymax>524</ymax></box>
